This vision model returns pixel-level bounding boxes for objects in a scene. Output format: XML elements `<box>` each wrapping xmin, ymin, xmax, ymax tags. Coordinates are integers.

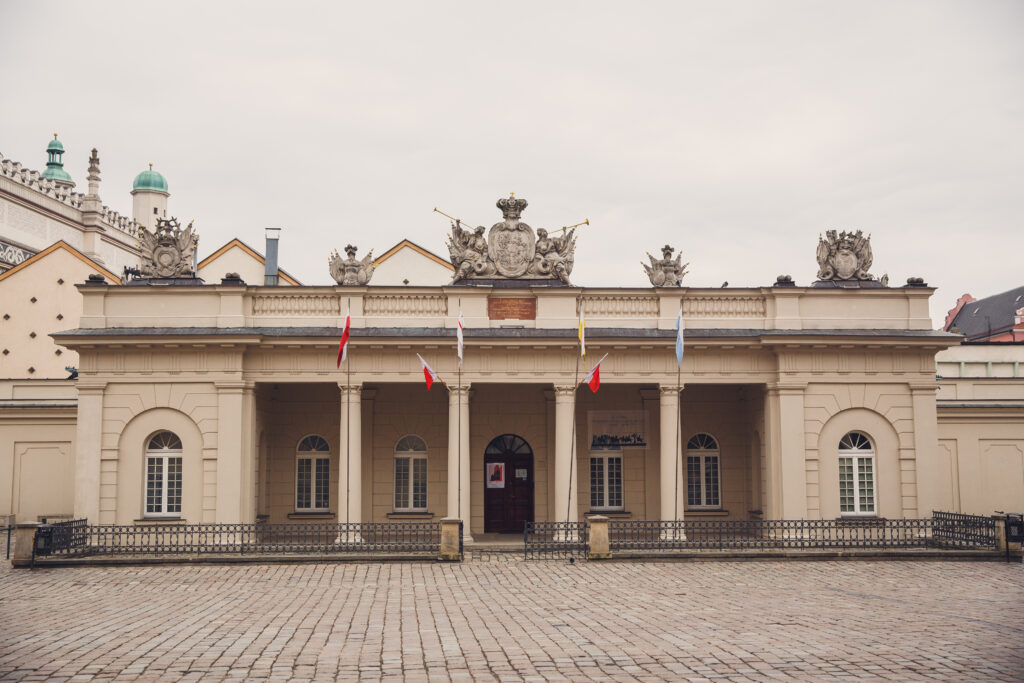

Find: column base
<box><xmin>334</xmin><ymin>531</ymin><xmax>364</xmax><ymax>544</ymax></box>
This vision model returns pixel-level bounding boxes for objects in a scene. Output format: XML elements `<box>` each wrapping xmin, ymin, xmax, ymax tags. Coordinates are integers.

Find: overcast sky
<box><xmin>2</xmin><ymin>1</ymin><xmax>1021</xmax><ymax>324</ymax></box>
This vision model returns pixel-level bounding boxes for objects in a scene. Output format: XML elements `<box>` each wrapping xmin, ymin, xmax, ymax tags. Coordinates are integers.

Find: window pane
<box><xmin>608</xmin><ymin>456</ymin><xmax>622</xmax><ymax>508</ymax></box>
<box><xmin>296</xmin><ymin>458</ymin><xmax>311</xmax><ymax>509</ymax></box>
<box><xmin>395</xmin><ymin>457</ymin><xmax>410</xmax><ymax>509</ymax></box>
<box><xmin>314</xmin><ymin>458</ymin><xmax>330</xmax><ymax>510</ymax></box>
<box><xmin>146</xmin><ymin>457</ymin><xmax>162</xmax><ymax>513</ymax></box>
<box><xmin>705</xmin><ymin>456</ymin><xmax>719</xmax><ymax>507</ymax></box>
<box><xmin>858</xmin><ymin>457</ymin><xmax>875</xmax><ymax>512</ymax></box>
<box><xmin>687</xmin><ymin>456</ymin><xmax>701</xmax><ymax>506</ymax></box>
<box><xmin>412</xmin><ymin>457</ymin><xmax>427</xmax><ymax>510</ymax></box>
<box><xmin>167</xmin><ymin>457</ymin><xmax>182</xmax><ymax>514</ymax></box>
<box><xmin>839</xmin><ymin>457</ymin><xmax>853</xmax><ymax>512</ymax></box>
<box><xmin>590</xmin><ymin>457</ymin><xmax>604</xmax><ymax>508</ymax></box>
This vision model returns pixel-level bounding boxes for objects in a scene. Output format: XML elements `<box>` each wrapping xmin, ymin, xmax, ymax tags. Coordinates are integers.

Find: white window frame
<box><xmin>686</xmin><ymin>433</ymin><xmax>721</xmax><ymax>510</ymax></box>
<box><xmin>394</xmin><ymin>435</ymin><xmax>428</xmax><ymax>512</ymax></box>
<box><xmin>838</xmin><ymin>431</ymin><xmax>876</xmax><ymax>517</ymax></box>
<box><xmin>295</xmin><ymin>435</ymin><xmax>331</xmax><ymax>512</ymax></box>
<box><xmin>144</xmin><ymin>431</ymin><xmax>183</xmax><ymax>518</ymax></box>
<box><xmin>589</xmin><ymin>450</ymin><xmax>624</xmax><ymax>511</ymax></box>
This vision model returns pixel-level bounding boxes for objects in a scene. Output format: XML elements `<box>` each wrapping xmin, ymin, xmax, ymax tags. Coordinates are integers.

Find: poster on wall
<box><xmin>588</xmin><ymin>410</ymin><xmax>648</xmax><ymax>449</ymax></box>
<box><xmin>486</xmin><ymin>462</ymin><xmax>505</xmax><ymax>488</ymax></box>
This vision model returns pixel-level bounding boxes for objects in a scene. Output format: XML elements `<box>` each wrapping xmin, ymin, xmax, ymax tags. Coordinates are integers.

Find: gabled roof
<box><xmin>374</xmin><ymin>239</ymin><xmax>454</xmax><ymax>271</ymax></box>
<box><xmin>198</xmin><ymin>238</ymin><xmax>302</xmax><ymax>285</ymax></box>
<box><xmin>0</xmin><ymin>240</ymin><xmax>119</xmax><ymax>284</ymax></box>
<box><xmin>948</xmin><ymin>285</ymin><xmax>1024</xmax><ymax>341</ymax></box>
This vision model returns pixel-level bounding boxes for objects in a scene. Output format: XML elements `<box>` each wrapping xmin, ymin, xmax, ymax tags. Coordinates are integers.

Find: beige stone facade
<box><xmin>28</xmin><ymin>280</ymin><xmax>1001</xmax><ymax>536</ymax></box>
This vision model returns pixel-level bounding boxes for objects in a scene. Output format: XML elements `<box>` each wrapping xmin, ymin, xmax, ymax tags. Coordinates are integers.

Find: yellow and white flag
<box><xmin>578</xmin><ymin>306</ymin><xmax>586</xmax><ymax>357</ymax></box>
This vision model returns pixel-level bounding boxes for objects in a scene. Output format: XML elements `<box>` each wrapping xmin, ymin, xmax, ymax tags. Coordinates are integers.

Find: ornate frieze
<box><xmin>447</xmin><ymin>195</ymin><xmax>577</xmax><ymax>284</ymax></box>
<box><xmin>138</xmin><ymin>216</ymin><xmax>196</xmax><ymax>278</ymax></box>
<box><xmin>0</xmin><ymin>238</ymin><xmax>35</xmax><ymax>268</ymax></box>
<box><xmin>329</xmin><ymin>245</ymin><xmax>375</xmax><ymax>286</ymax></box>
<box><xmin>643</xmin><ymin>245</ymin><xmax>688</xmax><ymax>287</ymax></box>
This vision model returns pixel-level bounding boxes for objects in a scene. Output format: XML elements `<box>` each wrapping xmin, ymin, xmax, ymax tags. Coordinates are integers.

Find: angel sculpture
<box><xmin>816</xmin><ymin>229</ymin><xmax>874</xmax><ymax>281</ymax></box>
<box><xmin>529</xmin><ymin>227</ymin><xmax>576</xmax><ymax>284</ymax></box>
<box><xmin>447</xmin><ymin>220</ymin><xmax>494</xmax><ymax>284</ymax></box>
<box><xmin>643</xmin><ymin>244</ymin><xmax>688</xmax><ymax>287</ymax></box>
<box><xmin>330</xmin><ymin>244</ymin><xmax>375</xmax><ymax>285</ymax></box>
<box><xmin>139</xmin><ymin>216</ymin><xmax>196</xmax><ymax>278</ymax></box>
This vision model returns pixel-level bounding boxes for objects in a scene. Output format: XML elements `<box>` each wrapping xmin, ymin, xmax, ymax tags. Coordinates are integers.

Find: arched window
<box><xmin>838</xmin><ymin>431</ymin><xmax>875</xmax><ymax>515</ymax></box>
<box><xmin>394</xmin><ymin>435</ymin><xmax>427</xmax><ymax>512</ymax></box>
<box><xmin>686</xmin><ymin>433</ymin><xmax>720</xmax><ymax>509</ymax></box>
<box><xmin>145</xmin><ymin>431</ymin><xmax>183</xmax><ymax>517</ymax></box>
<box><xmin>296</xmin><ymin>435</ymin><xmax>330</xmax><ymax>512</ymax></box>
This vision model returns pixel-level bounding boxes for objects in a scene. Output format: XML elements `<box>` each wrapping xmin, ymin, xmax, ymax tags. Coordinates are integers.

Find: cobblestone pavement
<box><xmin>1</xmin><ymin>558</ymin><xmax>1022</xmax><ymax>681</ymax></box>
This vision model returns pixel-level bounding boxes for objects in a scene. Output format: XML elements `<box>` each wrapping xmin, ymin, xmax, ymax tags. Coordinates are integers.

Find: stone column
<box><xmin>659</xmin><ymin>385</ymin><xmax>685</xmax><ymax>536</ymax></box>
<box><xmin>764</xmin><ymin>383</ymin><xmax>807</xmax><ymax>520</ymax></box>
<box><xmin>73</xmin><ymin>383</ymin><xmax>105</xmax><ymax>522</ymax></box>
<box><xmin>446</xmin><ymin>385</ymin><xmax>473</xmax><ymax>542</ymax></box>
<box><xmin>215</xmin><ymin>382</ymin><xmax>255</xmax><ymax>524</ymax></box>
<box><xmin>338</xmin><ymin>383</ymin><xmax>363</xmax><ymax>539</ymax></box>
<box><xmin>553</xmin><ymin>385</ymin><xmax>579</xmax><ymax>535</ymax></box>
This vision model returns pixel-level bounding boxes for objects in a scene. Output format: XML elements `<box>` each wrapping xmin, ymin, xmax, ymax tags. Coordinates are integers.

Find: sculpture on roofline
<box><xmin>138</xmin><ymin>216</ymin><xmax>196</xmax><ymax>278</ymax></box>
<box><xmin>643</xmin><ymin>244</ymin><xmax>689</xmax><ymax>287</ymax></box>
<box><xmin>329</xmin><ymin>244</ymin><xmax>375</xmax><ymax>285</ymax></box>
<box><xmin>816</xmin><ymin>229</ymin><xmax>875</xmax><ymax>281</ymax></box>
<box><xmin>442</xmin><ymin>194</ymin><xmax>582</xmax><ymax>285</ymax></box>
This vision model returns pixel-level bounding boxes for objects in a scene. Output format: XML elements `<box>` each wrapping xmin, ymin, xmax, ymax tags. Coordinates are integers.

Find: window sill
<box><xmin>287</xmin><ymin>512</ymin><xmax>334</xmax><ymax>520</ymax></box>
<box><xmin>685</xmin><ymin>509</ymin><xmax>730</xmax><ymax>517</ymax></box>
<box><xmin>585</xmin><ymin>510</ymin><xmax>631</xmax><ymax>517</ymax></box>
<box><xmin>134</xmin><ymin>517</ymin><xmax>186</xmax><ymax>524</ymax></box>
<box><xmin>387</xmin><ymin>511</ymin><xmax>434</xmax><ymax>518</ymax></box>
<box><xmin>836</xmin><ymin>515</ymin><xmax>884</xmax><ymax>523</ymax></box>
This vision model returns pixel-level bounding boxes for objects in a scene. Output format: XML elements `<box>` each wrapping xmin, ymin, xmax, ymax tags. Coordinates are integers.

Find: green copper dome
<box><xmin>132</xmin><ymin>164</ymin><xmax>169</xmax><ymax>193</ymax></box>
<box><xmin>41</xmin><ymin>133</ymin><xmax>74</xmax><ymax>185</ymax></box>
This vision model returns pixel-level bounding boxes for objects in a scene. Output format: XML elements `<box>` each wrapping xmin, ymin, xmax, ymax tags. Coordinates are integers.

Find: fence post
<box><xmin>993</xmin><ymin>515</ymin><xmax>1007</xmax><ymax>553</ymax></box>
<box><xmin>10</xmin><ymin>523</ymin><xmax>41</xmax><ymax>568</ymax></box>
<box><xmin>587</xmin><ymin>515</ymin><xmax>611</xmax><ymax>560</ymax></box>
<box><xmin>438</xmin><ymin>518</ymin><xmax>462</xmax><ymax>561</ymax></box>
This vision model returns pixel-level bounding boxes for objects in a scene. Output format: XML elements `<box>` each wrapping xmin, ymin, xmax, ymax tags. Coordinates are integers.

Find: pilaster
<box><xmin>73</xmin><ymin>382</ymin><xmax>106</xmax><ymax>521</ymax></box>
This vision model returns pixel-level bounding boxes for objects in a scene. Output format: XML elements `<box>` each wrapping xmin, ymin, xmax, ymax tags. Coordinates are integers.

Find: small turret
<box><xmin>41</xmin><ymin>133</ymin><xmax>75</xmax><ymax>188</ymax></box>
<box><xmin>131</xmin><ymin>163</ymin><xmax>169</xmax><ymax>231</ymax></box>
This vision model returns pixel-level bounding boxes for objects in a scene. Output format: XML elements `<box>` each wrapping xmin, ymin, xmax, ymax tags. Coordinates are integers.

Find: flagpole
<box><xmin>567</xmin><ymin>294</ymin><xmax>583</xmax><ymax>529</ymax></box>
<box><xmin>345</xmin><ymin>296</ymin><xmax>351</xmax><ymax>532</ymax></box>
<box><xmin>674</xmin><ymin>299</ymin><xmax>683</xmax><ymax>535</ymax></box>
<box><xmin>457</xmin><ymin>297</ymin><xmax>462</xmax><ymax>523</ymax></box>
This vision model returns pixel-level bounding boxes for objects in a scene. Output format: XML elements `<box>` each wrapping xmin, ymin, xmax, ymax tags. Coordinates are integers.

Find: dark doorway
<box><xmin>483</xmin><ymin>434</ymin><xmax>534</xmax><ymax>533</ymax></box>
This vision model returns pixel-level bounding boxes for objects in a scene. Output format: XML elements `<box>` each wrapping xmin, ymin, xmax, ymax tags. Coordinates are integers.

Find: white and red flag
<box><xmin>336</xmin><ymin>308</ymin><xmax>351</xmax><ymax>368</ymax></box>
<box><xmin>416</xmin><ymin>353</ymin><xmax>440</xmax><ymax>390</ymax></box>
<box><xmin>583</xmin><ymin>353</ymin><xmax>609</xmax><ymax>393</ymax></box>
<box><xmin>456</xmin><ymin>307</ymin><xmax>465</xmax><ymax>366</ymax></box>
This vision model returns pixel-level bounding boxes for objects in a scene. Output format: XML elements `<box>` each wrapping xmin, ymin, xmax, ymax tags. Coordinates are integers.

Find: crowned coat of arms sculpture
<box><xmin>138</xmin><ymin>217</ymin><xmax>196</xmax><ymax>278</ymax></box>
<box><xmin>329</xmin><ymin>244</ymin><xmax>375</xmax><ymax>285</ymax></box>
<box><xmin>446</xmin><ymin>195</ymin><xmax>577</xmax><ymax>284</ymax></box>
<box><xmin>816</xmin><ymin>229</ymin><xmax>874</xmax><ymax>281</ymax></box>
<box><xmin>643</xmin><ymin>244</ymin><xmax>689</xmax><ymax>287</ymax></box>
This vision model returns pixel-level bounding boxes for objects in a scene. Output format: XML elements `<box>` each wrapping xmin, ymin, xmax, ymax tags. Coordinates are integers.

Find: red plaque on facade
<box><xmin>487</xmin><ymin>297</ymin><xmax>537</xmax><ymax>320</ymax></box>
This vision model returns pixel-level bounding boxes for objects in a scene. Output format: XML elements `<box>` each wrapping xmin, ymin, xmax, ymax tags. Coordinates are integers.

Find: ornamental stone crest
<box><xmin>138</xmin><ymin>216</ymin><xmax>196</xmax><ymax>278</ymax></box>
<box><xmin>446</xmin><ymin>194</ymin><xmax>577</xmax><ymax>284</ymax></box>
<box><xmin>643</xmin><ymin>244</ymin><xmax>689</xmax><ymax>287</ymax></box>
<box><xmin>816</xmin><ymin>229</ymin><xmax>874</xmax><ymax>281</ymax></box>
<box><xmin>329</xmin><ymin>244</ymin><xmax>375</xmax><ymax>285</ymax></box>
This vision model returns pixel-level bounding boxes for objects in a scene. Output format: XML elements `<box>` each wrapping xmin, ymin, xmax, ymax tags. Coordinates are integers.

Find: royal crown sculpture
<box><xmin>816</xmin><ymin>229</ymin><xmax>875</xmax><ymax>281</ymax></box>
<box><xmin>329</xmin><ymin>244</ymin><xmax>375</xmax><ymax>285</ymax></box>
<box><xmin>443</xmin><ymin>194</ymin><xmax>580</xmax><ymax>285</ymax></box>
<box><xmin>138</xmin><ymin>216</ymin><xmax>196</xmax><ymax>278</ymax></box>
<box><xmin>643</xmin><ymin>244</ymin><xmax>689</xmax><ymax>287</ymax></box>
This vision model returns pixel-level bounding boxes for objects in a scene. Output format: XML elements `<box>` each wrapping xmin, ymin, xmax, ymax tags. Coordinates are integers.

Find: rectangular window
<box><xmin>840</xmin><ymin>456</ymin><xmax>875</xmax><ymax>515</ymax></box>
<box><xmin>145</xmin><ymin>456</ymin><xmax>182</xmax><ymax>516</ymax></box>
<box><xmin>296</xmin><ymin>456</ymin><xmax>329</xmax><ymax>511</ymax></box>
<box><xmin>686</xmin><ymin>454</ymin><xmax>721</xmax><ymax>509</ymax></box>
<box><xmin>394</xmin><ymin>455</ymin><xmax>427</xmax><ymax>511</ymax></box>
<box><xmin>589</xmin><ymin>452</ymin><xmax>623</xmax><ymax>510</ymax></box>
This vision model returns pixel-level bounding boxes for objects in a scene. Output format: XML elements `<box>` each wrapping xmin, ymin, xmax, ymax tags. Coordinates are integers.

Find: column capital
<box><xmin>766</xmin><ymin>381</ymin><xmax>807</xmax><ymax>394</ymax></box>
<box><xmin>337</xmin><ymin>382</ymin><xmax>363</xmax><ymax>397</ymax></box>
<box><xmin>553</xmin><ymin>384</ymin><xmax>577</xmax><ymax>399</ymax></box>
<box><xmin>658</xmin><ymin>384</ymin><xmax>683</xmax><ymax>397</ymax></box>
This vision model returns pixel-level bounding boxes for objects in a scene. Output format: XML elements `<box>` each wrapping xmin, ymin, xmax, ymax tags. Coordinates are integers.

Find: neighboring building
<box><xmin>198</xmin><ymin>238</ymin><xmax>301</xmax><ymax>286</ymax></box>
<box><xmin>372</xmin><ymin>239</ymin><xmax>454</xmax><ymax>286</ymax></box>
<box><xmin>943</xmin><ymin>286</ymin><xmax>1024</xmax><ymax>342</ymax></box>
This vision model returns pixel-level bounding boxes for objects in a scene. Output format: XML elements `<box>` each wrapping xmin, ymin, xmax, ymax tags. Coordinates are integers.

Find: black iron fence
<box><xmin>37</xmin><ymin>520</ymin><xmax>441</xmax><ymax>558</ymax></box>
<box><xmin>931</xmin><ymin>511</ymin><xmax>995</xmax><ymax>548</ymax></box>
<box><xmin>524</xmin><ymin>521</ymin><xmax>588</xmax><ymax>560</ymax></box>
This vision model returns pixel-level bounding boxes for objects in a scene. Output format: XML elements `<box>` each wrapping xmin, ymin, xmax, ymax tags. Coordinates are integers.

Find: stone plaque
<box><xmin>488</xmin><ymin>297</ymin><xmax>537</xmax><ymax>320</ymax></box>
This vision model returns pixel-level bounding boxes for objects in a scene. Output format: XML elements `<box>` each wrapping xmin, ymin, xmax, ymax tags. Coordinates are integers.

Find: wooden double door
<box><xmin>483</xmin><ymin>434</ymin><xmax>534</xmax><ymax>534</ymax></box>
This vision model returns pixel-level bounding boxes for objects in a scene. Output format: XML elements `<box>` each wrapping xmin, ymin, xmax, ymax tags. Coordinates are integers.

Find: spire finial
<box><xmin>149</xmin><ymin>162</ymin><xmax>153</xmax><ymax>170</ymax></box>
<box><xmin>53</xmin><ymin>132</ymin><xmax>58</xmax><ymax>139</ymax></box>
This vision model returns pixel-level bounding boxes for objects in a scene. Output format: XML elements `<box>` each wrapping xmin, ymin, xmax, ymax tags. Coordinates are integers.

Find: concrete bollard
<box><xmin>11</xmin><ymin>523</ymin><xmax>40</xmax><ymax>568</ymax></box>
<box><xmin>438</xmin><ymin>517</ymin><xmax>463</xmax><ymax>562</ymax></box>
<box><xmin>587</xmin><ymin>515</ymin><xmax>612</xmax><ymax>560</ymax></box>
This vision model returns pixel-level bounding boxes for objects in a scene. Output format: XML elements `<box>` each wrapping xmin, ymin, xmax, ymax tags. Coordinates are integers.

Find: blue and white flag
<box><xmin>675</xmin><ymin>303</ymin><xmax>684</xmax><ymax>366</ymax></box>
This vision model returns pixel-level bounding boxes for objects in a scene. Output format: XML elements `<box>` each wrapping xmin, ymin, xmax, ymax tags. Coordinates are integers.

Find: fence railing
<box><xmin>38</xmin><ymin>521</ymin><xmax>441</xmax><ymax>558</ymax></box>
<box><xmin>524</xmin><ymin>521</ymin><xmax>588</xmax><ymax>560</ymax></box>
<box><xmin>932</xmin><ymin>511</ymin><xmax>995</xmax><ymax>548</ymax></box>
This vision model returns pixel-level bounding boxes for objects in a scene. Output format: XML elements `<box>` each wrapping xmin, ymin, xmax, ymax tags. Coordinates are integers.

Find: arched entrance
<box><xmin>484</xmin><ymin>434</ymin><xmax>534</xmax><ymax>533</ymax></box>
